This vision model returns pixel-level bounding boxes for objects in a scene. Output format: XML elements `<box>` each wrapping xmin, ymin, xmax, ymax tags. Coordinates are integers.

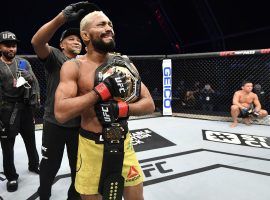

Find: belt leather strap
<box><xmin>98</xmin><ymin>141</ymin><xmax>125</xmax><ymax>200</ymax></box>
<box><xmin>98</xmin><ymin>123</ymin><xmax>127</xmax><ymax>200</ymax></box>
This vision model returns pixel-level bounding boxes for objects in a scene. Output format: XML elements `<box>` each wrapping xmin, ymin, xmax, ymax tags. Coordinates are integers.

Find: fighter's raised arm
<box><xmin>31</xmin><ymin>1</ymin><xmax>94</xmax><ymax>59</ymax></box>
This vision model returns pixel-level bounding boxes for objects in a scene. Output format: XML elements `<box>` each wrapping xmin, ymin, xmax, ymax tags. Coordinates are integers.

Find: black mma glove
<box><xmin>95</xmin><ymin>100</ymin><xmax>129</xmax><ymax>125</ymax></box>
<box><xmin>62</xmin><ymin>1</ymin><xmax>90</xmax><ymax>22</ymax></box>
<box><xmin>93</xmin><ymin>71</ymin><xmax>129</xmax><ymax>101</ymax></box>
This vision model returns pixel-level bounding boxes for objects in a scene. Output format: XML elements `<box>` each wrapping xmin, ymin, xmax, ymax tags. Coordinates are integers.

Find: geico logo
<box><xmin>163</xmin><ymin>89</ymin><xmax>171</xmax><ymax>108</ymax></box>
<box><xmin>163</xmin><ymin>66</ymin><xmax>171</xmax><ymax>77</ymax></box>
<box><xmin>164</xmin><ymin>89</ymin><xmax>171</xmax><ymax>98</ymax></box>
<box><xmin>101</xmin><ymin>106</ymin><xmax>111</xmax><ymax>122</ymax></box>
<box><xmin>163</xmin><ymin>66</ymin><xmax>171</xmax><ymax>108</ymax></box>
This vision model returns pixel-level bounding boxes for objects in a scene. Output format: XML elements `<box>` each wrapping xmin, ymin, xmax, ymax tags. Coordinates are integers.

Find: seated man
<box><xmin>230</xmin><ymin>80</ymin><xmax>268</xmax><ymax>127</ymax></box>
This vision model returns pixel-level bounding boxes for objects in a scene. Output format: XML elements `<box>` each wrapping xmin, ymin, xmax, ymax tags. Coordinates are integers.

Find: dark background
<box><xmin>1</xmin><ymin>0</ymin><xmax>270</xmax><ymax>55</ymax></box>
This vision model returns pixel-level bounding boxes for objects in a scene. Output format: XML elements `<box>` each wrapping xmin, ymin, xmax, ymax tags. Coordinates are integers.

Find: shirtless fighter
<box><xmin>54</xmin><ymin>10</ymin><xmax>155</xmax><ymax>200</ymax></box>
<box><xmin>230</xmin><ymin>80</ymin><xmax>268</xmax><ymax>127</ymax></box>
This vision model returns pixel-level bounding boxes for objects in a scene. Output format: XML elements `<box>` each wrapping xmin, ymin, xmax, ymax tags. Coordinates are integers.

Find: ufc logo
<box><xmin>142</xmin><ymin>161</ymin><xmax>173</xmax><ymax>178</ymax></box>
<box><xmin>102</xmin><ymin>106</ymin><xmax>111</xmax><ymax>122</ymax></box>
<box><xmin>115</xmin><ymin>77</ymin><xmax>126</xmax><ymax>93</ymax></box>
<box><xmin>2</xmin><ymin>33</ymin><xmax>16</xmax><ymax>40</ymax></box>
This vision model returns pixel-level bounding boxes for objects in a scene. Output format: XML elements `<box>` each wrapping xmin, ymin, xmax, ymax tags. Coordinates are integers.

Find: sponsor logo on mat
<box><xmin>130</xmin><ymin>128</ymin><xmax>175</xmax><ymax>152</ymax></box>
<box><xmin>202</xmin><ymin>129</ymin><xmax>270</xmax><ymax>149</ymax></box>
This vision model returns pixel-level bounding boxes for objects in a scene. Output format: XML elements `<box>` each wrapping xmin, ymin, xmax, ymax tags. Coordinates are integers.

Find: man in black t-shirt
<box><xmin>31</xmin><ymin>2</ymin><xmax>99</xmax><ymax>200</ymax></box>
<box><xmin>0</xmin><ymin>31</ymin><xmax>40</xmax><ymax>192</ymax></box>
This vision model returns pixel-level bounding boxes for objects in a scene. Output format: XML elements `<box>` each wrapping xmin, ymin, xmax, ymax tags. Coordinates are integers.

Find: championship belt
<box><xmin>102</xmin><ymin>123</ymin><xmax>126</xmax><ymax>144</ymax></box>
<box><xmin>94</xmin><ymin>54</ymin><xmax>141</xmax><ymax>103</ymax></box>
<box><xmin>95</xmin><ymin>54</ymin><xmax>140</xmax><ymax>199</ymax></box>
<box><xmin>98</xmin><ymin>121</ymin><xmax>128</xmax><ymax>200</ymax></box>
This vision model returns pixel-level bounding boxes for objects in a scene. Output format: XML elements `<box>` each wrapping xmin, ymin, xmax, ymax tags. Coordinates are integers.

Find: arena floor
<box><xmin>1</xmin><ymin>116</ymin><xmax>270</xmax><ymax>200</ymax></box>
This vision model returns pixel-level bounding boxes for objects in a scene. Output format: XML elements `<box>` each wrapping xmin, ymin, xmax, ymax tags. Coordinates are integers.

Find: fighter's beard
<box><xmin>92</xmin><ymin>39</ymin><xmax>115</xmax><ymax>53</ymax></box>
<box><xmin>1</xmin><ymin>51</ymin><xmax>15</xmax><ymax>62</ymax></box>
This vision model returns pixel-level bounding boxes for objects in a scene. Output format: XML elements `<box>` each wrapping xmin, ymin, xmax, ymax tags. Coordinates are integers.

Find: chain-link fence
<box><xmin>168</xmin><ymin>50</ymin><xmax>270</xmax><ymax>119</ymax></box>
<box><xmin>129</xmin><ymin>55</ymin><xmax>165</xmax><ymax>113</ymax></box>
<box><xmin>23</xmin><ymin>49</ymin><xmax>270</xmax><ymax>124</ymax></box>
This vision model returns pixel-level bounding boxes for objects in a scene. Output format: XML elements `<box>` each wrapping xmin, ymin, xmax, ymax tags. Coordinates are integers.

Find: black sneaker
<box><xmin>29</xmin><ymin>167</ymin><xmax>40</xmax><ymax>174</ymax></box>
<box><xmin>7</xmin><ymin>180</ymin><xmax>18</xmax><ymax>192</ymax></box>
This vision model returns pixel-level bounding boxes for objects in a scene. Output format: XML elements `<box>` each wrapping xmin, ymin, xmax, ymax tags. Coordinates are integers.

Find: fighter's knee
<box><xmin>231</xmin><ymin>105</ymin><xmax>239</xmax><ymax>111</ymax></box>
<box><xmin>260</xmin><ymin>110</ymin><xmax>268</xmax><ymax>117</ymax></box>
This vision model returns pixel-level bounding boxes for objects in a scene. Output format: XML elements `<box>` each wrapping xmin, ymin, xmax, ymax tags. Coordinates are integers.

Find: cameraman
<box><xmin>0</xmin><ymin>31</ymin><xmax>40</xmax><ymax>192</ymax></box>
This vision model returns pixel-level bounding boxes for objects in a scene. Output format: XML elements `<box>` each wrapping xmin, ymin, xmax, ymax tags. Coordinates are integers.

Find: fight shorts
<box><xmin>75</xmin><ymin>129</ymin><xmax>144</xmax><ymax>195</ymax></box>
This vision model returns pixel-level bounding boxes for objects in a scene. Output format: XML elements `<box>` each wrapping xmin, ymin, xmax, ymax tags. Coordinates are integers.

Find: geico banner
<box><xmin>162</xmin><ymin>59</ymin><xmax>172</xmax><ymax>116</ymax></box>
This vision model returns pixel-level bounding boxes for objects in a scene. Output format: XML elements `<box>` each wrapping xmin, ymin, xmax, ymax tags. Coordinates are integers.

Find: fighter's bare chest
<box><xmin>77</xmin><ymin>67</ymin><xmax>97</xmax><ymax>94</ymax></box>
<box><xmin>239</xmin><ymin>94</ymin><xmax>254</xmax><ymax>103</ymax></box>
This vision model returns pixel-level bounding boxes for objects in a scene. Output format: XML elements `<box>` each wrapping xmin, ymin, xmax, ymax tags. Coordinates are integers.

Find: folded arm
<box><xmin>128</xmin><ymin>82</ymin><xmax>155</xmax><ymax>116</ymax></box>
<box><xmin>54</xmin><ymin>61</ymin><xmax>99</xmax><ymax>123</ymax></box>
